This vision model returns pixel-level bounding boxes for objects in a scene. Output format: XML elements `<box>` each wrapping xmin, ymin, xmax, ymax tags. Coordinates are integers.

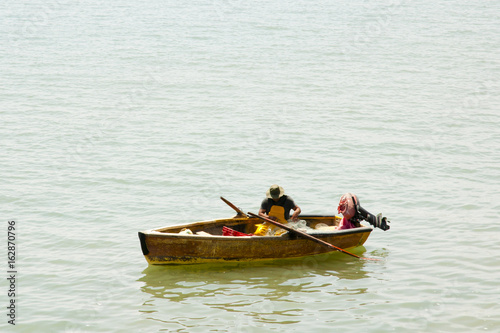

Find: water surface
<box><xmin>1</xmin><ymin>0</ymin><xmax>499</xmax><ymax>332</ymax></box>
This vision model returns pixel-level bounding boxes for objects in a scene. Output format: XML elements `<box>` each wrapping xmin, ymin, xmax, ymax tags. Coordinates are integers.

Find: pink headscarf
<box><xmin>337</xmin><ymin>193</ymin><xmax>358</xmax><ymax>230</ymax></box>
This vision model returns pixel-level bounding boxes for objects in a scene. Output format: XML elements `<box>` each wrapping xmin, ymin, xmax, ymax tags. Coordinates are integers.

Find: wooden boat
<box><xmin>138</xmin><ymin>214</ymin><xmax>373</xmax><ymax>265</ymax></box>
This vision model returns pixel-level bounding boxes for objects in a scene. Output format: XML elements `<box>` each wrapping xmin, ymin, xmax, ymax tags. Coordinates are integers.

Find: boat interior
<box><xmin>152</xmin><ymin>215</ymin><xmax>349</xmax><ymax>236</ymax></box>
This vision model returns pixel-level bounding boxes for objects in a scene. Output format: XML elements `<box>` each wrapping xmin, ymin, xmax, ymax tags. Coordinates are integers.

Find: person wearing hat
<box><xmin>258</xmin><ymin>184</ymin><xmax>301</xmax><ymax>223</ymax></box>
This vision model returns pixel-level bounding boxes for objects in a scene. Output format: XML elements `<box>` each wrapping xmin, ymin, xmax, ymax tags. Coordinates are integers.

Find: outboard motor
<box><xmin>338</xmin><ymin>193</ymin><xmax>390</xmax><ymax>231</ymax></box>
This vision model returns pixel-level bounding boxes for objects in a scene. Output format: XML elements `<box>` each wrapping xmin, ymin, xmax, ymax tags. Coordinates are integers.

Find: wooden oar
<box><xmin>247</xmin><ymin>212</ymin><xmax>380</xmax><ymax>261</ymax></box>
<box><xmin>220</xmin><ymin>196</ymin><xmax>248</xmax><ymax>218</ymax></box>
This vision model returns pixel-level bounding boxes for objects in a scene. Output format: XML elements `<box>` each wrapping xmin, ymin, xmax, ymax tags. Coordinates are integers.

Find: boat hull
<box><xmin>139</xmin><ymin>216</ymin><xmax>372</xmax><ymax>265</ymax></box>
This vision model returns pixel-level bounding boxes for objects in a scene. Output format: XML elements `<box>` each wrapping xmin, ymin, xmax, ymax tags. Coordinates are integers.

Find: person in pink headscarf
<box><xmin>336</xmin><ymin>193</ymin><xmax>360</xmax><ymax>230</ymax></box>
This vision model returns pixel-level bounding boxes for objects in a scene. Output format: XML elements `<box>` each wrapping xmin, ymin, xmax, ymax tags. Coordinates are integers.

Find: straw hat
<box><xmin>266</xmin><ymin>184</ymin><xmax>285</xmax><ymax>199</ymax></box>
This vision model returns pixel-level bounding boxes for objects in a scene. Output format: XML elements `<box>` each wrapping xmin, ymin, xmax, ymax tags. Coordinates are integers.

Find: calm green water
<box><xmin>1</xmin><ymin>0</ymin><xmax>499</xmax><ymax>332</ymax></box>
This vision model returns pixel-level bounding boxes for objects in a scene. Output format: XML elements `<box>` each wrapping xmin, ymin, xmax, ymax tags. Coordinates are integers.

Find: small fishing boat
<box><xmin>138</xmin><ymin>196</ymin><xmax>389</xmax><ymax>265</ymax></box>
<box><xmin>138</xmin><ymin>214</ymin><xmax>374</xmax><ymax>265</ymax></box>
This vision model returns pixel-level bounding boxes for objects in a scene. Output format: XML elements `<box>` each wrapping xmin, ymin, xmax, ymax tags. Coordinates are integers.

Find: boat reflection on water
<box><xmin>136</xmin><ymin>247</ymin><xmax>390</xmax><ymax>330</ymax></box>
<box><xmin>138</xmin><ymin>246</ymin><xmax>378</xmax><ymax>303</ymax></box>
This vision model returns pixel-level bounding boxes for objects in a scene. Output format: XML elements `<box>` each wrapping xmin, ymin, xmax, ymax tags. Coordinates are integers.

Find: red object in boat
<box><xmin>222</xmin><ymin>226</ymin><xmax>252</xmax><ymax>237</ymax></box>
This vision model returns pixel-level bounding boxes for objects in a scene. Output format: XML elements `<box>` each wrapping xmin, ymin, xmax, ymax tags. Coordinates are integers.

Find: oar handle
<box><xmin>220</xmin><ymin>197</ymin><xmax>248</xmax><ymax>218</ymax></box>
<box><xmin>247</xmin><ymin>212</ymin><xmax>379</xmax><ymax>261</ymax></box>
